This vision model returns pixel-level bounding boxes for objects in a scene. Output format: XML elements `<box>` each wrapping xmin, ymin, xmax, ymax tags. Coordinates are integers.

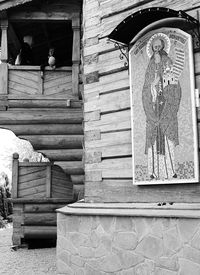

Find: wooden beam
<box><xmin>9</xmin><ymin>11</ymin><xmax>80</xmax><ymax>21</ymax></box>
<box><xmin>72</xmin><ymin>17</ymin><xmax>80</xmax><ymax>97</ymax></box>
<box><xmin>46</xmin><ymin>164</ymin><xmax>52</xmax><ymax>198</ymax></box>
<box><xmin>12</xmin><ymin>153</ymin><xmax>19</xmax><ymax>199</ymax></box>
<box><xmin>0</xmin><ymin>18</ymin><xmax>8</xmax><ymax>63</ymax></box>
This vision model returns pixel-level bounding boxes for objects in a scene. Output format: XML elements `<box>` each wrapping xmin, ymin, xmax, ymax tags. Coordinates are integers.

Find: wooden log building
<box><xmin>1</xmin><ymin>0</ymin><xmax>200</xmax><ymax>273</ymax></box>
<box><xmin>0</xmin><ymin>0</ymin><xmax>84</xmax><ymax>245</ymax></box>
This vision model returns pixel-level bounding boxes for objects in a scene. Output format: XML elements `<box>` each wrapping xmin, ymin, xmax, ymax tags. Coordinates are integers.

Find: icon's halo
<box><xmin>146</xmin><ymin>33</ymin><xmax>171</xmax><ymax>58</ymax></box>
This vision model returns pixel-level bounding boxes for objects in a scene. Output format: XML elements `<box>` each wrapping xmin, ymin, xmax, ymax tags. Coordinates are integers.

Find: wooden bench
<box><xmin>11</xmin><ymin>153</ymin><xmax>75</xmax><ymax>246</ymax></box>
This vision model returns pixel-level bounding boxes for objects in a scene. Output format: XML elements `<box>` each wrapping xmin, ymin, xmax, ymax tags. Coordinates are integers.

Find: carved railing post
<box><xmin>72</xmin><ymin>17</ymin><xmax>80</xmax><ymax>97</ymax></box>
<box><xmin>1</xmin><ymin>18</ymin><xmax>8</xmax><ymax>63</ymax></box>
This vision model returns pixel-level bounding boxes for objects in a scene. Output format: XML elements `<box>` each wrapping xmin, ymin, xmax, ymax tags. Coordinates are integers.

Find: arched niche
<box><xmin>129</xmin><ymin>27</ymin><xmax>199</xmax><ymax>185</ymax></box>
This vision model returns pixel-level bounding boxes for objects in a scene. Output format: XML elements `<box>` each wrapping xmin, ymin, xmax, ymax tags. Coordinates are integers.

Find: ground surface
<box><xmin>0</xmin><ymin>224</ymin><xmax>57</xmax><ymax>275</ymax></box>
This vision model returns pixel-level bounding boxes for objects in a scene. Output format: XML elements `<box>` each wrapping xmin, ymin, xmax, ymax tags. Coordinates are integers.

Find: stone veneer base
<box><xmin>57</xmin><ymin>202</ymin><xmax>200</xmax><ymax>274</ymax></box>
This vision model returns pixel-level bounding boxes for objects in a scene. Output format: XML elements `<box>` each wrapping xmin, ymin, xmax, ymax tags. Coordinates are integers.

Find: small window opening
<box><xmin>8</xmin><ymin>21</ymin><xmax>73</xmax><ymax>66</ymax></box>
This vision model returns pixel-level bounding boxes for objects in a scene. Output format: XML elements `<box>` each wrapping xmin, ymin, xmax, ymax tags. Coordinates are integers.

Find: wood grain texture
<box><xmin>85</xmin><ymin>180</ymin><xmax>200</xmax><ymax>203</ymax></box>
<box><xmin>23</xmin><ymin>226</ymin><xmax>57</xmax><ymax>238</ymax></box>
<box><xmin>0</xmin><ymin>124</ymin><xmax>83</xmax><ymax>135</ymax></box>
<box><xmin>24</xmin><ymin>213</ymin><xmax>56</xmax><ymax>225</ymax></box>
<box><xmin>0</xmin><ymin>110</ymin><xmax>83</xmax><ymax>124</ymax></box>
<box><xmin>18</xmin><ymin>134</ymin><xmax>83</xmax><ymax>149</ymax></box>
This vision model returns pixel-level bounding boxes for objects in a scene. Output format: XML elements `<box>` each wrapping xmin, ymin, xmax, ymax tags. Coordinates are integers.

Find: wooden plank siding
<box><xmin>8</xmin><ymin>67</ymin><xmax>75</xmax><ymax>99</ymax></box>
<box><xmin>83</xmin><ymin>0</ymin><xmax>200</xmax><ymax>203</ymax></box>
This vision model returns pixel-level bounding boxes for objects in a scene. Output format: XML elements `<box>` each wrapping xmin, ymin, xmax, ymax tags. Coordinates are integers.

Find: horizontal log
<box><xmin>8</xmin><ymin>99</ymin><xmax>82</xmax><ymax>108</ymax></box>
<box><xmin>84</xmin><ymin>88</ymin><xmax>130</xmax><ymax>113</ymax></box>
<box><xmin>8</xmin><ymin>65</ymin><xmax>72</xmax><ymax>71</ymax></box>
<box><xmin>9</xmin><ymin>11</ymin><xmax>80</xmax><ymax>21</ymax></box>
<box><xmin>0</xmin><ymin>124</ymin><xmax>83</xmax><ymax>135</ymax></box>
<box><xmin>40</xmin><ymin>149</ymin><xmax>83</xmax><ymax>161</ymax></box>
<box><xmin>24</xmin><ymin>203</ymin><xmax>67</xmax><ymax>213</ymax></box>
<box><xmin>71</xmin><ymin>175</ymin><xmax>85</xmax><ymax>184</ymax></box>
<box><xmin>24</xmin><ymin>213</ymin><xmax>56</xmax><ymax>226</ymax></box>
<box><xmin>0</xmin><ymin>110</ymin><xmax>83</xmax><ymax>124</ymax></box>
<box><xmin>85</xmin><ymin>109</ymin><xmax>131</xmax><ymax>132</ymax></box>
<box><xmin>11</xmin><ymin>198</ymin><xmax>74</xmax><ymax>204</ymax></box>
<box><xmin>18</xmin><ymin>135</ymin><xmax>83</xmax><ymax>149</ymax></box>
<box><xmin>85</xmin><ymin>157</ymin><xmax>132</xmax><ymax>179</ymax></box>
<box><xmin>85</xmin><ymin>130</ymin><xmax>131</xmax><ymax>149</ymax></box>
<box><xmin>23</xmin><ymin>226</ymin><xmax>57</xmax><ymax>239</ymax></box>
<box><xmin>55</xmin><ymin>161</ymin><xmax>84</xmax><ymax>175</ymax></box>
<box><xmin>85</xmin><ymin>179</ymin><xmax>200</xmax><ymax>203</ymax></box>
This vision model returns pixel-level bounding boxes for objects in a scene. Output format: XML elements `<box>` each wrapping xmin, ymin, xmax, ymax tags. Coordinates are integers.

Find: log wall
<box><xmin>0</xmin><ymin>67</ymin><xmax>84</xmax><ymax>198</ymax></box>
<box><xmin>83</xmin><ymin>0</ymin><xmax>200</xmax><ymax>203</ymax></box>
<box><xmin>11</xmin><ymin>155</ymin><xmax>75</xmax><ymax>246</ymax></box>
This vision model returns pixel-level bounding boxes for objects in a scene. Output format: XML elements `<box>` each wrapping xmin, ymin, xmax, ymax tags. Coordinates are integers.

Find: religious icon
<box><xmin>130</xmin><ymin>28</ymin><xmax>199</xmax><ymax>185</ymax></box>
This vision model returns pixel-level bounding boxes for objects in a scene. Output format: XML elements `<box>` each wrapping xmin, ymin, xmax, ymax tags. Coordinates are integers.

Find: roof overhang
<box><xmin>0</xmin><ymin>0</ymin><xmax>33</xmax><ymax>12</ymax></box>
<box><xmin>108</xmin><ymin>7</ymin><xmax>199</xmax><ymax>46</ymax></box>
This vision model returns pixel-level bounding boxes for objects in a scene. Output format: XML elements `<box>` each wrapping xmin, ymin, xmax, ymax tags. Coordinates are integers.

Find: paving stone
<box><xmin>163</xmin><ymin>227</ymin><xmax>182</xmax><ymax>252</ymax></box>
<box><xmin>135</xmin><ymin>218</ymin><xmax>149</xmax><ymax>241</ymax></box>
<box><xmin>115</xmin><ymin>217</ymin><xmax>134</xmax><ymax>232</ymax></box>
<box><xmin>179</xmin><ymin>258</ymin><xmax>200</xmax><ymax>275</ymax></box>
<box><xmin>95</xmin><ymin>243</ymin><xmax>110</xmax><ymax>257</ymax></box>
<box><xmin>57</xmin><ymin>220</ymin><xmax>66</xmax><ymax>236</ymax></box>
<box><xmin>71</xmin><ymin>254</ymin><xmax>85</xmax><ymax>267</ymax></box>
<box><xmin>57</xmin><ymin>235</ymin><xmax>78</xmax><ymax>255</ymax></box>
<box><xmin>99</xmin><ymin>253</ymin><xmax>122</xmax><ymax>273</ymax></box>
<box><xmin>90</xmin><ymin>230</ymin><xmax>100</xmax><ymax>248</ymax></box>
<box><xmin>134</xmin><ymin>260</ymin><xmax>154</xmax><ymax>275</ymax></box>
<box><xmin>79</xmin><ymin>246</ymin><xmax>95</xmax><ymax>258</ymax></box>
<box><xmin>65</xmin><ymin>216</ymin><xmax>81</xmax><ymax>232</ymax></box>
<box><xmin>113</xmin><ymin>232</ymin><xmax>138</xmax><ymax>250</ymax></box>
<box><xmin>99</xmin><ymin>216</ymin><xmax>114</xmax><ymax>233</ymax></box>
<box><xmin>121</xmin><ymin>267</ymin><xmax>135</xmax><ymax>275</ymax></box>
<box><xmin>178</xmin><ymin>219</ymin><xmax>199</xmax><ymax>243</ymax></box>
<box><xmin>57</xmin><ymin>250</ymin><xmax>71</xmax><ymax>267</ymax></box>
<box><xmin>154</xmin><ymin>267</ymin><xmax>178</xmax><ymax>275</ymax></box>
<box><xmin>70</xmin><ymin>232</ymin><xmax>90</xmax><ymax>248</ymax></box>
<box><xmin>136</xmin><ymin>235</ymin><xmax>163</xmax><ymax>259</ymax></box>
<box><xmin>162</xmin><ymin>218</ymin><xmax>174</xmax><ymax>231</ymax></box>
<box><xmin>191</xmin><ymin>229</ymin><xmax>200</xmax><ymax>250</ymax></box>
<box><xmin>101</xmin><ymin>235</ymin><xmax>112</xmax><ymax>251</ymax></box>
<box><xmin>150</xmin><ymin>220</ymin><xmax>163</xmax><ymax>238</ymax></box>
<box><xmin>180</xmin><ymin>245</ymin><xmax>200</xmax><ymax>265</ymax></box>
<box><xmin>57</xmin><ymin>259</ymin><xmax>74</xmax><ymax>275</ymax></box>
<box><xmin>156</xmin><ymin>256</ymin><xmax>179</xmax><ymax>271</ymax></box>
<box><xmin>85</xmin><ymin>263</ymin><xmax>104</xmax><ymax>275</ymax></box>
<box><xmin>79</xmin><ymin>216</ymin><xmax>93</xmax><ymax>234</ymax></box>
<box><xmin>116</xmin><ymin>250</ymin><xmax>144</xmax><ymax>269</ymax></box>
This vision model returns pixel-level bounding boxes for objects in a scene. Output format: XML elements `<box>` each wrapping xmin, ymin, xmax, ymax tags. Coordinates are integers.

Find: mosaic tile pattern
<box><xmin>135</xmin><ymin>161</ymin><xmax>194</xmax><ymax>181</ymax></box>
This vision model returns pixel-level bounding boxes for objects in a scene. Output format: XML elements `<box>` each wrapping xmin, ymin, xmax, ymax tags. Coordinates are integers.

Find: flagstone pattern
<box><xmin>57</xmin><ymin>214</ymin><xmax>200</xmax><ymax>274</ymax></box>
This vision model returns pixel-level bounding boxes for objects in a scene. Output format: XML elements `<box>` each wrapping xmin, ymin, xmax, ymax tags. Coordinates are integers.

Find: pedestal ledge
<box><xmin>56</xmin><ymin>201</ymin><xmax>200</xmax><ymax>218</ymax></box>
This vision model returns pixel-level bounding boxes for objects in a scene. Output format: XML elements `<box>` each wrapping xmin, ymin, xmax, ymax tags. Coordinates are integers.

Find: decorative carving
<box><xmin>114</xmin><ymin>42</ymin><xmax>129</xmax><ymax>68</ymax></box>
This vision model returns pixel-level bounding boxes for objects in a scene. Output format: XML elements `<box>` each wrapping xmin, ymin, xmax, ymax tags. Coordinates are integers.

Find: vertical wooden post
<box><xmin>1</xmin><ymin>18</ymin><xmax>8</xmax><ymax>63</ymax></box>
<box><xmin>46</xmin><ymin>163</ymin><xmax>52</xmax><ymax>198</ymax></box>
<box><xmin>0</xmin><ymin>18</ymin><xmax>8</xmax><ymax>95</ymax></box>
<box><xmin>72</xmin><ymin>17</ymin><xmax>80</xmax><ymax>98</ymax></box>
<box><xmin>12</xmin><ymin>153</ymin><xmax>19</xmax><ymax>199</ymax></box>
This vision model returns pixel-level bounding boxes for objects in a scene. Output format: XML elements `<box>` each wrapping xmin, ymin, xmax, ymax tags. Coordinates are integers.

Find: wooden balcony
<box><xmin>7</xmin><ymin>65</ymin><xmax>77</xmax><ymax>99</ymax></box>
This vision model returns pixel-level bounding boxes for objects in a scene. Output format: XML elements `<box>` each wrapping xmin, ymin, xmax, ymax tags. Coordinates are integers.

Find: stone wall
<box><xmin>57</xmin><ymin>211</ymin><xmax>200</xmax><ymax>274</ymax></box>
